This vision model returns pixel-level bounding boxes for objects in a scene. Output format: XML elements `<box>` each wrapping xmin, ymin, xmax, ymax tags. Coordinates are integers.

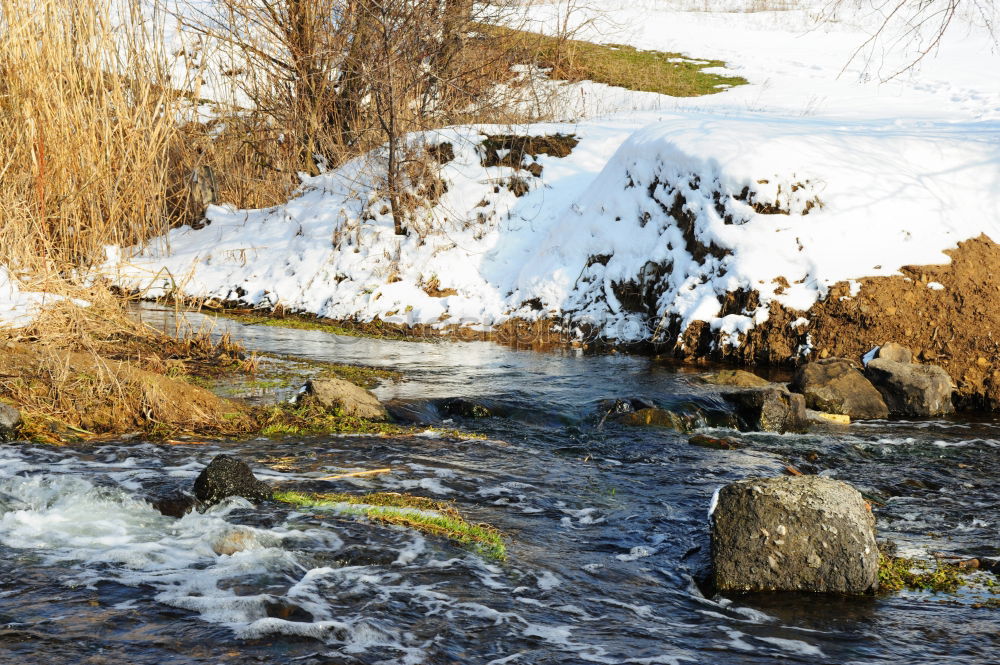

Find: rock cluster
<box><xmin>790</xmin><ymin>358</ymin><xmax>888</xmax><ymax>419</ymax></box>
<box><xmin>787</xmin><ymin>342</ymin><xmax>954</xmax><ymax>421</ymax></box>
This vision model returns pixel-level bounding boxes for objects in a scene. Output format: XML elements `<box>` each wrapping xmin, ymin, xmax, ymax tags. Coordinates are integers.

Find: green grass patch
<box><xmin>274</xmin><ymin>490</ymin><xmax>506</xmax><ymax>560</ymax></box>
<box><xmin>254</xmin><ymin>403</ymin><xmax>407</xmax><ymax>438</ymax></box>
<box><xmin>316</xmin><ymin>364</ymin><xmax>402</xmax><ymax>390</ymax></box>
<box><xmin>487</xmin><ymin>25</ymin><xmax>747</xmax><ymax>97</ymax></box>
<box><xmin>214</xmin><ymin>310</ymin><xmax>431</xmax><ymax>343</ymax></box>
<box><xmin>251</xmin><ymin>403</ymin><xmax>483</xmax><ymax>440</ymax></box>
<box><xmin>878</xmin><ymin>555</ymin><xmax>966</xmax><ymax>593</ymax></box>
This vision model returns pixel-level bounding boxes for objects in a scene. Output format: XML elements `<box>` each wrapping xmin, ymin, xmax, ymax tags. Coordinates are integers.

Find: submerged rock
<box><xmin>701</xmin><ymin>369</ymin><xmax>771</xmax><ymax>388</ymax></box>
<box><xmin>441</xmin><ymin>398</ymin><xmax>493</xmax><ymax>418</ymax></box>
<box><xmin>598</xmin><ymin>397</ymin><xmax>657</xmax><ymax>416</ymax></box>
<box><xmin>617</xmin><ymin>407</ymin><xmax>697</xmax><ymax>432</ymax></box>
<box><xmin>193</xmin><ymin>455</ymin><xmax>272</xmax><ymax>507</ymax></box>
<box><xmin>300</xmin><ymin>377</ymin><xmax>389</xmax><ymax>421</ymax></box>
<box><xmin>213</xmin><ymin>529</ymin><xmax>257</xmax><ymax>556</ymax></box>
<box><xmin>719</xmin><ymin>386</ymin><xmax>807</xmax><ymax>433</ymax></box>
<box><xmin>688</xmin><ymin>434</ymin><xmax>742</xmax><ymax>450</ymax></box>
<box><xmin>0</xmin><ymin>403</ymin><xmax>21</xmax><ymax>441</ymax></box>
<box><xmin>148</xmin><ymin>492</ymin><xmax>200</xmax><ymax>518</ymax></box>
<box><xmin>790</xmin><ymin>358</ymin><xmax>888</xmax><ymax>419</ymax></box>
<box><xmin>711</xmin><ymin>475</ymin><xmax>879</xmax><ymax>594</ymax></box>
<box><xmin>865</xmin><ymin>358</ymin><xmax>954</xmax><ymax>417</ymax></box>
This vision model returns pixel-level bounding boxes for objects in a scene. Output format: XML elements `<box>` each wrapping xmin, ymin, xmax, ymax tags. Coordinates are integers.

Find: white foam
<box><xmin>755</xmin><ymin>636</ymin><xmax>824</xmax><ymax>657</ymax></box>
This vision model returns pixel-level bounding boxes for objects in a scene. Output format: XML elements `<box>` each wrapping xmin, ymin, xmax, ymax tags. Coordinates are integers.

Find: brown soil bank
<box><xmin>691</xmin><ymin>235</ymin><xmax>1000</xmax><ymax>410</ymax></box>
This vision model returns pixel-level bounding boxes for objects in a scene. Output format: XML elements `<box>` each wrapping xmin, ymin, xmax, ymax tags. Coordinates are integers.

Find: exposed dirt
<box><xmin>697</xmin><ymin>235</ymin><xmax>1000</xmax><ymax>410</ymax></box>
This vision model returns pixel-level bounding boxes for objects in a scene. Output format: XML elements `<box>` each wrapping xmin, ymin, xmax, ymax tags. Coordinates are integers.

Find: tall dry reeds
<box><xmin>0</xmin><ymin>0</ymin><xmax>185</xmax><ymax>273</ymax></box>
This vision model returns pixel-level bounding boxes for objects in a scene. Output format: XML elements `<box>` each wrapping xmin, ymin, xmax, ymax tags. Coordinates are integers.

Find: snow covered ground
<box><xmin>0</xmin><ymin>269</ymin><xmax>80</xmax><ymax>329</ymax></box>
<box><xmin>98</xmin><ymin>0</ymin><xmax>1000</xmax><ymax>346</ymax></box>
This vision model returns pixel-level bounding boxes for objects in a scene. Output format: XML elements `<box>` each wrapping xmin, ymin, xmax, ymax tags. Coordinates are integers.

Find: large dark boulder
<box><xmin>719</xmin><ymin>386</ymin><xmax>808</xmax><ymax>433</ymax></box>
<box><xmin>790</xmin><ymin>358</ymin><xmax>888</xmax><ymax>419</ymax></box>
<box><xmin>0</xmin><ymin>403</ymin><xmax>21</xmax><ymax>441</ymax></box>
<box><xmin>193</xmin><ymin>455</ymin><xmax>272</xmax><ymax>507</ymax></box>
<box><xmin>300</xmin><ymin>378</ymin><xmax>389</xmax><ymax>421</ymax></box>
<box><xmin>711</xmin><ymin>475</ymin><xmax>879</xmax><ymax>594</ymax></box>
<box><xmin>865</xmin><ymin>358</ymin><xmax>954</xmax><ymax>417</ymax></box>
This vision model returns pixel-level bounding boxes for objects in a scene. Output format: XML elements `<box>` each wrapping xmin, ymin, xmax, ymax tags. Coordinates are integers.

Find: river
<box><xmin>0</xmin><ymin>308</ymin><xmax>996</xmax><ymax>664</ymax></box>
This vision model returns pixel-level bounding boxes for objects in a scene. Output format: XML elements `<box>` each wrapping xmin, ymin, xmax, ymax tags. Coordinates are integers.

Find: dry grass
<box><xmin>0</xmin><ymin>283</ymin><xmax>258</xmax><ymax>440</ymax></box>
<box><xmin>0</xmin><ymin>0</ymin><xmax>195</xmax><ymax>271</ymax></box>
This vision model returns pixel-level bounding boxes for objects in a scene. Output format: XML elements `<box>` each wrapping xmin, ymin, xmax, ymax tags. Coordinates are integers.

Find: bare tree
<box><xmin>178</xmin><ymin>0</ymin><xmax>546</xmax><ymax>234</ymax></box>
<box><xmin>826</xmin><ymin>0</ymin><xmax>996</xmax><ymax>80</ymax></box>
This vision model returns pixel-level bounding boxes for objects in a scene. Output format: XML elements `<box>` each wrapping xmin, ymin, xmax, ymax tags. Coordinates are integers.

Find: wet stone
<box><xmin>711</xmin><ymin>475</ymin><xmax>879</xmax><ymax>594</ymax></box>
<box><xmin>0</xmin><ymin>403</ymin><xmax>21</xmax><ymax>441</ymax></box>
<box><xmin>148</xmin><ymin>493</ymin><xmax>200</xmax><ymax>518</ymax></box>
<box><xmin>300</xmin><ymin>377</ymin><xmax>389</xmax><ymax>420</ymax></box>
<box><xmin>193</xmin><ymin>454</ymin><xmax>273</xmax><ymax>507</ymax></box>
<box><xmin>719</xmin><ymin>386</ymin><xmax>808</xmax><ymax>433</ymax></box>
<box><xmin>865</xmin><ymin>358</ymin><xmax>955</xmax><ymax>417</ymax></box>
<box><xmin>441</xmin><ymin>398</ymin><xmax>493</xmax><ymax>418</ymax></box>
<box><xmin>791</xmin><ymin>358</ymin><xmax>888</xmax><ymax>419</ymax></box>
<box><xmin>688</xmin><ymin>434</ymin><xmax>742</xmax><ymax>450</ymax></box>
<box><xmin>701</xmin><ymin>369</ymin><xmax>771</xmax><ymax>388</ymax></box>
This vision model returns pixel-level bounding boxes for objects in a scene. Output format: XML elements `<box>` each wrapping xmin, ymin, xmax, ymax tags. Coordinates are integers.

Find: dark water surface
<box><xmin>0</xmin><ymin>308</ymin><xmax>996</xmax><ymax>664</ymax></box>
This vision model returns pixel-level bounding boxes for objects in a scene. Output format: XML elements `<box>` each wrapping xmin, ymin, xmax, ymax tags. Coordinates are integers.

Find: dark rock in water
<box><xmin>441</xmin><ymin>398</ymin><xmax>493</xmax><ymax>418</ymax></box>
<box><xmin>299</xmin><ymin>377</ymin><xmax>389</xmax><ymax>421</ymax></box>
<box><xmin>980</xmin><ymin>557</ymin><xmax>999</xmax><ymax>573</ymax></box>
<box><xmin>597</xmin><ymin>397</ymin><xmax>656</xmax><ymax>417</ymax></box>
<box><xmin>0</xmin><ymin>403</ymin><xmax>22</xmax><ymax>441</ymax></box>
<box><xmin>865</xmin><ymin>358</ymin><xmax>954</xmax><ymax>417</ymax></box>
<box><xmin>688</xmin><ymin>434</ymin><xmax>742</xmax><ymax>450</ymax></box>
<box><xmin>264</xmin><ymin>600</ymin><xmax>315</xmax><ymax>622</ymax></box>
<box><xmin>148</xmin><ymin>492</ymin><xmax>200</xmax><ymax>518</ymax></box>
<box><xmin>875</xmin><ymin>342</ymin><xmax>912</xmax><ymax>364</ymax></box>
<box><xmin>719</xmin><ymin>387</ymin><xmax>808</xmax><ymax>433</ymax></box>
<box><xmin>790</xmin><ymin>358</ymin><xmax>888</xmax><ymax>419</ymax></box>
<box><xmin>701</xmin><ymin>369</ymin><xmax>771</xmax><ymax>388</ymax></box>
<box><xmin>711</xmin><ymin>475</ymin><xmax>879</xmax><ymax>594</ymax></box>
<box><xmin>193</xmin><ymin>455</ymin><xmax>272</xmax><ymax>507</ymax></box>
<box><xmin>617</xmin><ymin>407</ymin><xmax>697</xmax><ymax>432</ymax></box>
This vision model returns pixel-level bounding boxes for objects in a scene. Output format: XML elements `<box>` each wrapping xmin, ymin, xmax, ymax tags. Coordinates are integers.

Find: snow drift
<box><xmin>104</xmin><ymin>111</ymin><xmax>1000</xmax><ymax>349</ymax></box>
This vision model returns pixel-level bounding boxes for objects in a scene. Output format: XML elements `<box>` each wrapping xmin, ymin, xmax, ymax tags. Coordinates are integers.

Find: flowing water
<box><xmin>0</xmin><ymin>309</ymin><xmax>997</xmax><ymax>664</ymax></box>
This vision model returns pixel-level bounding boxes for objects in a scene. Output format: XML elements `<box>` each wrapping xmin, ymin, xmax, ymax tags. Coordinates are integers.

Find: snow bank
<box><xmin>0</xmin><ymin>268</ymin><xmax>78</xmax><ymax>329</ymax></box>
<box><xmin>104</xmin><ymin>1</ymin><xmax>1000</xmax><ymax>348</ymax></box>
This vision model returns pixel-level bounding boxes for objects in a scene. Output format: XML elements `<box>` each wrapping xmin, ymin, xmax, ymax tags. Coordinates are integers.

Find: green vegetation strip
<box><xmin>274</xmin><ymin>490</ymin><xmax>506</xmax><ymax>560</ymax></box>
<box><xmin>487</xmin><ymin>25</ymin><xmax>747</xmax><ymax>97</ymax></box>
<box><xmin>215</xmin><ymin>310</ymin><xmax>430</xmax><ymax>343</ymax></box>
<box><xmin>878</xmin><ymin>555</ymin><xmax>968</xmax><ymax>593</ymax></box>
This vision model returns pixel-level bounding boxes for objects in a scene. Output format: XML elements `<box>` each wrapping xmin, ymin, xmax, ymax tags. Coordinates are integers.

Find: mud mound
<box><xmin>0</xmin><ymin>343</ymin><xmax>249</xmax><ymax>436</ymax></box>
<box><xmin>695</xmin><ymin>235</ymin><xmax>1000</xmax><ymax>409</ymax></box>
